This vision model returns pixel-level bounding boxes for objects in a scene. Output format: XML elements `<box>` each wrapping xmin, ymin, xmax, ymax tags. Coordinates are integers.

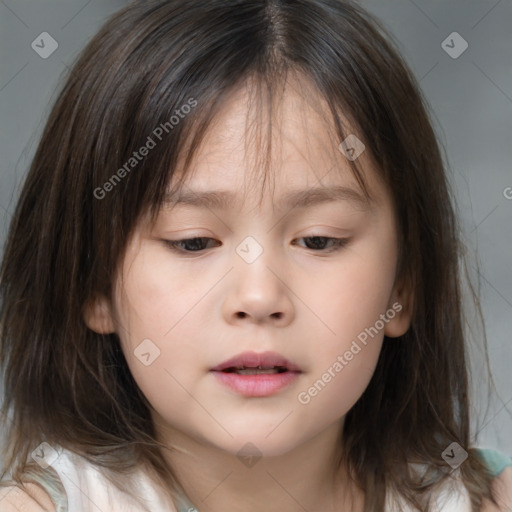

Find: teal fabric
<box><xmin>475</xmin><ymin>447</ymin><xmax>512</xmax><ymax>477</ymax></box>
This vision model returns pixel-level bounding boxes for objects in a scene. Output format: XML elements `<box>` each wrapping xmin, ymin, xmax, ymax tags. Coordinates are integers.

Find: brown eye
<box><xmin>163</xmin><ymin>237</ymin><xmax>220</xmax><ymax>253</ymax></box>
<box><xmin>294</xmin><ymin>237</ymin><xmax>350</xmax><ymax>252</ymax></box>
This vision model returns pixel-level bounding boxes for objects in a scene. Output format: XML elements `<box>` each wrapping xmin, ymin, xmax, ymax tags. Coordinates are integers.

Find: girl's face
<box><xmin>85</xmin><ymin>78</ymin><xmax>412</xmax><ymax>459</ymax></box>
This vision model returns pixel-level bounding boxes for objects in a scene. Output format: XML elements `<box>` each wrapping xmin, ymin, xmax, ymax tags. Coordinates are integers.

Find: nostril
<box><xmin>234</xmin><ymin>312</ymin><xmax>282</xmax><ymax>319</ymax></box>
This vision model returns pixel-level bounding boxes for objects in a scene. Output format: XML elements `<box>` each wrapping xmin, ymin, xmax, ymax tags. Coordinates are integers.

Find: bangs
<box><xmin>83</xmin><ymin>1</ymin><xmax>391</xmax><ymax>257</ymax></box>
<box><xmin>140</xmin><ymin>70</ymin><xmax>375</xmax><ymax>227</ymax></box>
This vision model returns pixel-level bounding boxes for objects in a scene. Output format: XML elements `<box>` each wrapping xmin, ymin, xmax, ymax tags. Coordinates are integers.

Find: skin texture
<box><xmin>483</xmin><ymin>467</ymin><xmax>512</xmax><ymax>512</ymax></box>
<box><xmin>0</xmin><ymin>483</ymin><xmax>58</xmax><ymax>512</ymax></box>
<box><xmin>86</xmin><ymin>75</ymin><xmax>512</xmax><ymax>512</ymax></box>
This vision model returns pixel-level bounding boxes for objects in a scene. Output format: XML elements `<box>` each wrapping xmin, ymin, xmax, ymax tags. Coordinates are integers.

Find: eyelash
<box><xmin>162</xmin><ymin>236</ymin><xmax>350</xmax><ymax>254</ymax></box>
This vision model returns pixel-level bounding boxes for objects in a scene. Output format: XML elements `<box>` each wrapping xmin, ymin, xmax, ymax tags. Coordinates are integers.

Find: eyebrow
<box><xmin>163</xmin><ymin>185</ymin><xmax>373</xmax><ymax>212</ymax></box>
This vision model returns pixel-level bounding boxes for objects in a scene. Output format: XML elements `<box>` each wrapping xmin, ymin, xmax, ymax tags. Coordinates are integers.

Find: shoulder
<box><xmin>474</xmin><ymin>447</ymin><xmax>512</xmax><ymax>512</ymax></box>
<box><xmin>0</xmin><ymin>482</ymin><xmax>56</xmax><ymax>512</ymax></box>
<box><xmin>480</xmin><ymin>466</ymin><xmax>512</xmax><ymax>512</ymax></box>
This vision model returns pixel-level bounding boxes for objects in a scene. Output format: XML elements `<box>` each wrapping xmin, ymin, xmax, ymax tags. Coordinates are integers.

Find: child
<box><xmin>0</xmin><ymin>0</ymin><xmax>511</xmax><ymax>511</ymax></box>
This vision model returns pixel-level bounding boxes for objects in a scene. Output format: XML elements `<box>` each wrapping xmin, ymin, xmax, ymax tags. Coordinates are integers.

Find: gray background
<box><xmin>0</xmin><ymin>0</ymin><xmax>511</xmax><ymax>467</ymax></box>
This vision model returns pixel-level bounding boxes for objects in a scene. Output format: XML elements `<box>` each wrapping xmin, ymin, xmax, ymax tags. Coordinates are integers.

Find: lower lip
<box><xmin>211</xmin><ymin>370</ymin><xmax>301</xmax><ymax>397</ymax></box>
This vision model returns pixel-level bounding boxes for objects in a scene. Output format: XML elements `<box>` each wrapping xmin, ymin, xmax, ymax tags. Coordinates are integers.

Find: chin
<box><xmin>209</xmin><ymin>430</ymin><xmax>302</xmax><ymax>459</ymax></box>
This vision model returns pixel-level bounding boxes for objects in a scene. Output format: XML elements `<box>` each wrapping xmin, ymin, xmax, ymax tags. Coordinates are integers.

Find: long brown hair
<box><xmin>0</xmin><ymin>0</ymin><xmax>501</xmax><ymax>510</ymax></box>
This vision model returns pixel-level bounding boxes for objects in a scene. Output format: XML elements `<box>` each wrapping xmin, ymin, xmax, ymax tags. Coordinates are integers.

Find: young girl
<box><xmin>0</xmin><ymin>0</ymin><xmax>510</xmax><ymax>511</ymax></box>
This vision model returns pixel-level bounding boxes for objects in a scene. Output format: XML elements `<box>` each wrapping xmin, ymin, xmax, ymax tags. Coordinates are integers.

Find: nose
<box><xmin>221</xmin><ymin>244</ymin><xmax>295</xmax><ymax>327</ymax></box>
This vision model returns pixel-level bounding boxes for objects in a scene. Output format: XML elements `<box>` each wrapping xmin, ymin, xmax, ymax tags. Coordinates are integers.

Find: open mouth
<box><xmin>212</xmin><ymin>364</ymin><xmax>300</xmax><ymax>397</ymax></box>
<box><xmin>210</xmin><ymin>352</ymin><xmax>301</xmax><ymax>396</ymax></box>
<box><xmin>210</xmin><ymin>350</ymin><xmax>302</xmax><ymax>374</ymax></box>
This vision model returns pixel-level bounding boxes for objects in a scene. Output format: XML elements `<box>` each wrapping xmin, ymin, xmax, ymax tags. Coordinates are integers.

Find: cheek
<box><xmin>112</xmin><ymin>245</ymin><xmax>218</xmax><ymax>411</ymax></box>
<box><xmin>294</xmin><ymin>313</ymin><xmax>384</xmax><ymax>439</ymax></box>
<box><xmin>298</xmin><ymin>343</ymin><xmax>382</xmax><ymax>434</ymax></box>
<box><xmin>326</xmin><ymin>338</ymin><xmax>383</xmax><ymax>399</ymax></box>
<box><xmin>295</xmin><ymin>235</ymin><xmax>395</xmax><ymax>412</ymax></box>
<box><xmin>115</xmin><ymin>246</ymin><xmax>201</xmax><ymax>341</ymax></box>
<box><xmin>311</xmin><ymin>238</ymin><xmax>397</xmax><ymax>343</ymax></box>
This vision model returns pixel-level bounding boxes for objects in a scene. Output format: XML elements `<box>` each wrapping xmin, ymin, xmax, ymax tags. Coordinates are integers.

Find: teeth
<box><xmin>221</xmin><ymin>365</ymin><xmax>288</xmax><ymax>374</ymax></box>
<box><xmin>235</xmin><ymin>368</ymin><xmax>281</xmax><ymax>375</ymax></box>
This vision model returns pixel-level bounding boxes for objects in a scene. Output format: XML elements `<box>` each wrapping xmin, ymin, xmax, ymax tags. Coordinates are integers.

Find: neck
<box><xmin>153</xmin><ymin>416</ymin><xmax>363</xmax><ymax>512</ymax></box>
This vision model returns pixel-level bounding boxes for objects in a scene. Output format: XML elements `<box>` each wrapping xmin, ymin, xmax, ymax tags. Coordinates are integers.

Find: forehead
<box><xmin>166</xmin><ymin>74</ymin><xmax>388</xmax><ymax>214</ymax></box>
<box><xmin>163</xmin><ymin>185</ymin><xmax>374</xmax><ymax>217</ymax></box>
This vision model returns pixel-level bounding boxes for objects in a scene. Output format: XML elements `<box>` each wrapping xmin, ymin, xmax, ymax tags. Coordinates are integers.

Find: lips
<box><xmin>210</xmin><ymin>350</ymin><xmax>302</xmax><ymax>397</ymax></box>
<box><xmin>210</xmin><ymin>350</ymin><xmax>302</xmax><ymax>374</ymax></box>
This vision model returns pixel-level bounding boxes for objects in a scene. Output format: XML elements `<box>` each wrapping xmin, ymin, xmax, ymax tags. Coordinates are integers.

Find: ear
<box><xmin>83</xmin><ymin>295</ymin><xmax>116</xmax><ymax>334</ymax></box>
<box><xmin>384</xmin><ymin>274</ymin><xmax>414</xmax><ymax>338</ymax></box>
